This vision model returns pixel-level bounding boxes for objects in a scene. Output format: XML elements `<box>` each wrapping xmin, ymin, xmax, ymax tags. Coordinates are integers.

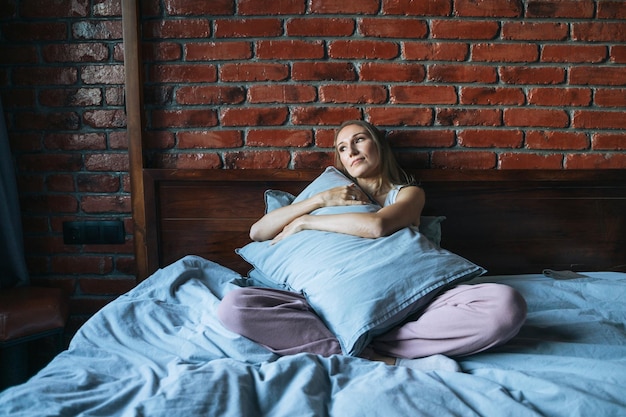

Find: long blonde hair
<box><xmin>333</xmin><ymin>120</ymin><xmax>413</xmax><ymax>191</ymax></box>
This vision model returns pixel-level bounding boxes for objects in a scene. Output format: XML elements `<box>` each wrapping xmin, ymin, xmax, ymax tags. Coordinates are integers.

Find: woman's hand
<box><xmin>321</xmin><ymin>184</ymin><xmax>369</xmax><ymax>207</ymax></box>
<box><xmin>271</xmin><ymin>215</ymin><xmax>310</xmax><ymax>244</ymax></box>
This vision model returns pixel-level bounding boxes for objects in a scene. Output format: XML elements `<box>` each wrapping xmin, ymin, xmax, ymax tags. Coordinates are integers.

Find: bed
<box><xmin>1</xmin><ymin>167</ymin><xmax>625</xmax><ymax>416</ymax></box>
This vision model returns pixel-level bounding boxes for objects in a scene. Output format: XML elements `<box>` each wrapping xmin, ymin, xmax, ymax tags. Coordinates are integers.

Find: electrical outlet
<box><xmin>63</xmin><ymin>221</ymin><xmax>125</xmax><ymax>245</ymax></box>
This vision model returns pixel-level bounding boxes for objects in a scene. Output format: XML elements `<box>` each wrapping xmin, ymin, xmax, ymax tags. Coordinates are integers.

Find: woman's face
<box><xmin>335</xmin><ymin>124</ymin><xmax>381</xmax><ymax>179</ymax></box>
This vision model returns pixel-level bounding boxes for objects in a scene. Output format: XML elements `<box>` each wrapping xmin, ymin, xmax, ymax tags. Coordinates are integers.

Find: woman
<box><xmin>218</xmin><ymin>120</ymin><xmax>527</xmax><ymax>370</ymax></box>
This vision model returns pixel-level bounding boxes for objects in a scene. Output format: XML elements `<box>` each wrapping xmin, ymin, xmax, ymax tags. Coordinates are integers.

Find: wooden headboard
<box><xmin>136</xmin><ymin>168</ymin><xmax>626</xmax><ymax>280</ymax></box>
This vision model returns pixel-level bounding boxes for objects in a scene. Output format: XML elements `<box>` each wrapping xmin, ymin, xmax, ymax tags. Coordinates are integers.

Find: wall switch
<box><xmin>63</xmin><ymin>221</ymin><xmax>125</xmax><ymax>245</ymax></box>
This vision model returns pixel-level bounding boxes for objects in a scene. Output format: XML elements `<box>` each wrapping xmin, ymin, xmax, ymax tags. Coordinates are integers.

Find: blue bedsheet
<box><xmin>1</xmin><ymin>255</ymin><xmax>625</xmax><ymax>416</ymax></box>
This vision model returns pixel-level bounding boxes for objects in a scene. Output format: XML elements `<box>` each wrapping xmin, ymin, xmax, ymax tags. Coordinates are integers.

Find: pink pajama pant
<box><xmin>217</xmin><ymin>283</ymin><xmax>527</xmax><ymax>359</ymax></box>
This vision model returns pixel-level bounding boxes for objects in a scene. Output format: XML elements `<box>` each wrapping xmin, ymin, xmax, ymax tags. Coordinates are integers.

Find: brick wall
<box><xmin>1</xmin><ymin>0</ymin><xmax>625</xmax><ymax>330</ymax></box>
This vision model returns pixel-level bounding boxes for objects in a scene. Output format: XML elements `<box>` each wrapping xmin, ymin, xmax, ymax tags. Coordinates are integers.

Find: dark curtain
<box><xmin>0</xmin><ymin>98</ymin><xmax>29</xmax><ymax>289</ymax></box>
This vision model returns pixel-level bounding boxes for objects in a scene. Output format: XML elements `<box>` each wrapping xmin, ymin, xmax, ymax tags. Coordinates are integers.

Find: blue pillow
<box><xmin>262</xmin><ymin>168</ymin><xmax>445</xmax><ymax>247</ymax></box>
<box><xmin>238</xmin><ymin>167</ymin><xmax>485</xmax><ymax>356</ymax></box>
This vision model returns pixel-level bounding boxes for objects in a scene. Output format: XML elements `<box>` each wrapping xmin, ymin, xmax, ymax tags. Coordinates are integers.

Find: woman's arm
<box><xmin>272</xmin><ymin>186</ymin><xmax>425</xmax><ymax>243</ymax></box>
<box><xmin>250</xmin><ymin>184</ymin><xmax>369</xmax><ymax>241</ymax></box>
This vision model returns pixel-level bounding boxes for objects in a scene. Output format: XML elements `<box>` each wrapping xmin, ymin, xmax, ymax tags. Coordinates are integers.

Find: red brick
<box><xmin>220</xmin><ymin>63</ymin><xmax>289</xmax><ymax>82</ymax></box>
<box><xmin>152</xmin><ymin>109</ymin><xmax>218</xmax><ymax>128</ymax></box>
<box><xmin>460</xmin><ymin>87</ymin><xmax>525</xmax><ymax>105</ymax></box>
<box><xmin>1</xmin><ymin>22</ymin><xmax>67</xmax><ymax>41</ymax></box>
<box><xmin>526</xmin><ymin>131</ymin><xmax>589</xmax><ymax>150</ymax></box>
<box><xmin>105</xmin><ymin>87</ymin><xmax>124</xmax><ymax>106</ymax></box>
<box><xmin>428</xmin><ymin>64</ymin><xmax>497</xmax><ymax>83</ymax></box>
<box><xmin>292</xmin><ymin>62</ymin><xmax>357</xmax><ymax>81</ymax></box>
<box><xmin>310</xmin><ymin>0</ymin><xmax>379</xmax><ymax>14</ymax></box>
<box><xmin>314</xmin><ymin>129</ymin><xmax>336</xmax><ymax>148</ymax></box>
<box><xmin>247</xmin><ymin>130</ymin><xmax>313</xmax><ymax>147</ymax></box>
<box><xmin>81</xmin><ymin>65</ymin><xmax>125</xmax><ymax>84</ymax></box>
<box><xmin>382</xmin><ymin>0</ymin><xmax>452</xmax><ymax>16</ymax></box>
<box><xmin>504</xmin><ymin>108</ymin><xmax>569</xmax><ymax>128</ymax></box>
<box><xmin>431</xmin><ymin>20</ymin><xmax>499</xmax><ymax>39</ymax></box>
<box><xmin>499</xmin><ymin>66</ymin><xmax>565</xmax><ymax>85</ymax></box>
<box><xmin>239</xmin><ymin>0</ymin><xmax>306</xmax><ymax>15</ymax></box>
<box><xmin>186</xmin><ymin>42</ymin><xmax>252</xmax><ymax>61</ymax></box>
<box><xmin>527</xmin><ymin>88</ymin><xmax>592</xmax><ymax>106</ymax></box>
<box><xmin>1</xmin><ymin>89</ymin><xmax>36</xmax><ymax>108</ymax></box>
<box><xmin>541</xmin><ymin>45</ymin><xmax>607</xmax><ymax>63</ymax></box>
<box><xmin>598</xmin><ymin>1</ymin><xmax>626</xmax><ymax>19</ymax></box>
<box><xmin>77</xmin><ymin>174</ymin><xmax>121</xmax><ymax>193</ymax></box>
<box><xmin>51</xmin><ymin>255</ymin><xmax>113</xmax><ymax>275</ymax></box>
<box><xmin>595</xmin><ymin>89</ymin><xmax>626</xmax><ymax>107</ymax></box>
<box><xmin>431</xmin><ymin>151</ymin><xmax>497</xmax><ymax>169</ymax></box>
<box><xmin>43</xmin><ymin>43</ymin><xmax>109</xmax><ymax>62</ymax></box>
<box><xmin>83</xmin><ymin>110</ymin><xmax>126</xmax><ymax>129</ymax></box>
<box><xmin>360</xmin><ymin>62</ymin><xmax>425</xmax><ymax>82</ymax></box>
<box><xmin>458</xmin><ymin>130</ymin><xmax>523</xmax><ymax>148</ymax></box>
<box><xmin>610</xmin><ymin>46</ymin><xmax>626</xmax><ymax>64</ymax></box>
<box><xmin>16</xmin><ymin>174</ymin><xmax>45</xmax><ymax>193</ymax></box>
<box><xmin>46</xmin><ymin>174</ymin><xmax>75</xmax><ymax>192</ymax></box>
<box><xmin>142</xmin><ymin>42</ymin><xmax>182</xmax><ymax>61</ymax></box>
<box><xmin>8</xmin><ymin>133</ymin><xmax>42</xmax><ymax>152</ymax></box>
<box><xmin>565</xmin><ymin>153</ymin><xmax>626</xmax><ymax>169</ymax></box>
<box><xmin>319</xmin><ymin>84</ymin><xmax>387</xmax><ymax>104</ymax></box>
<box><xmin>108</xmin><ymin>131</ymin><xmax>128</xmax><ymax>150</ymax></box>
<box><xmin>45</xmin><ymin>133</ymin><xmax>106</xmax><ymax>150</ymax></box>
<box><xmin>455</xmin><ymin>0</ymin><xmax>522</xmax><ymax>17</ymax></box>
<box><xmin>591</xmin><ymin>133</ymin><xmax>626</xmax><ymax>150</ymax></box>
<box><xmin>40</xmin><ymin>88</ymin><xmax>102</xmax><ymax>107</ymax></box>
<box><xmin>152</xmin><ymin>153</ymin><xmax>222</xmax><ymax>169</ymax></box>
<box><xmin>387</xmin><ymin>129</ymin><xmax>455</xmax><ymax>148</ymax></box>
<box><xmin>176</xmin><ymin>86</ymin><xmax>246</xmax><ymax>105</ymax></box>
<box><xmin>293</xmin><ymin>151</ymin><xmax>335</xmax><ymax>169</ymax></box>
<box><xmin>570</xmin><ymin>66</ymin><xmax>626</xmax><ymax>86</ymax></box>
<box><xmin>472</xmin><ymin>43</ymin><xmax>538</xmax><ymax>62</ymax></box>
<box><xmin>573</xmin><ymin>110</ymin><xmax>626</xmax><ymax>129</ymax></box>
<box><xmin>526</xmin><ymin>0</ymin><xmax>594</xmax><ymax>18</ymax></box>
<box><xmin>437</xmin><ymin>108</ymin><xmax>502</xmax><ymax>127</ymax></box>
<box><xmin>257</xmin><ymin>40</ymin><xmax>325</xmax><ymax>60</ymax></box>
<box><xmin>214</xmin><ymin>18</ymin><xmax>282</xmax><ymax>38</ymax></box>
<box><xmin>499</xmin><ymin>153</ymin><xmax>564</xmax><ymax>169</ymax></box>
<box><xmin>395</xmin><ymin>152</ymin><xmax>430</xmax><ymax>169</ymax></box>
<box><xmin>223</xmin><ymin>151</ymin><xmax>291</xmax><ymax>169</ymax></box>
<box><xmin>502</xmin><ymin>22</ymin><xmax>568</xmax><ymax>41</ymax></box>
<box><xmin>93</xmin><ymin>0</ymin><xmax>122</xmax><ymax>17</ymax></box>
<box><xmin>71</xmin><ymin>21</ymin><xmax>122</xmax><ymax>40</ymax></box>
<box><xmin>248</xmin><ymin>85</ymin><xmax>316</xmax><ymax>104</ymax></box>
<box><xmin>81</xmin><ymin>195</ymin><xmax>131</xmax><ymax>214</ymax></box>
<box><xmin>15</xmin><ymin>112</ymin><xmax>80</xmax><ymax>130</ymax></box>
<box><xmin>143</xmin><ymin>19</ymin><xmax>210</xmax><ymax>39</ymax></box>
<box><xmin>291</xmin><ymin>106</ymin><xmax>362</xmax><ymax>125</ymax></box>
<box><xmin>390</xmin><ymin>86</ymin><xmax>457</xmax><ymax>104</ymax></box>
<box><xmin>177</xmin><ymin>130</ymin><xmax>243</xmax><ymax>148</ymax></box>
<box><xmin>85</xmin><ymin>153</ymin><xmax>129</xmax><ymax>171</ymax></box>
<box><xmin>573</xmin><ymin>22</ymin><xmax>626</xmax><ymax>42</ymax></box>
<box><xmin>220</xmin><ymin>107</ymin><xmax>289</xmax><ymax>126</ymax></box>
<box><xmin>358</xmin><ymin>18</ymin><xmax>427</xmax><ymax>38</ymax></box>
<box><xmin>21</xmin><ymin>194</ymin><xmax>79</xmax><ymax>213</ymax></box>
<box><xmin>150</xmin><ymin>64</ymin><xmax>217</xmax><ymax>83</ymax></box>
<box><xmin>328</xmin><ymin>40</ymin><xmax>399</xmax><ymax>59</ymax></box>
<box><xmin>13</xmin><ymin>67</ymin><xmax>77</xmax><ymax>86</ymax></box>
<box><xmin>402</xmin><ymin>42</ymin><xmax>468</xmax><ymax>61</ymax></box>
<box><xmin>165</xmin><ymin>0</ymin><xmax>233</xmax><ymax>16</ymax></box>
<box><xmin>286</xmin><ymin>18</ymin><xmax>355</xmax><ymax>37</ymax></box>
<box><xmin>0</xmin><ymin>44</ymin><xmax>37</xmax><ymax>64</ymax></box>
<box><xmin>145</xmin><ymin>131</ymin><xmax>175</xmax><ymax>150</ymax></box>
<box><xmin>21</xmin><ymin>0</ymin><xmax>89</xmax><ymax>17</ymax></box>
<box><xmin>366</xmin><ymin>107</ymin><xmax>433</xmax><ymax>127</ymax></box>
